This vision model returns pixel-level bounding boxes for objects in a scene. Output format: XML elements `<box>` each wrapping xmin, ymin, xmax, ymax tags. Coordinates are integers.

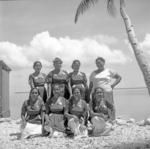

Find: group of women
<box><xmin>20</xmin><ymin>57</ymin><xmax>121</xmax><ymax>139</ymax></box>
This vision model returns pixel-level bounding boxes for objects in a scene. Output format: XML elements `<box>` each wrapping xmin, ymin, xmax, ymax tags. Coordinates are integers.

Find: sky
<box><xmin>0</xmin><ymin>0</ymin><xmax>150</xmax><ymax>93</ymax></box>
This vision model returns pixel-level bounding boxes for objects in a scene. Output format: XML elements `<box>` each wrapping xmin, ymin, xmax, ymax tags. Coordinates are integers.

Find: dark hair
<box><xmin>94</xmin><ymin>87</ymin><xmax>104</xmax><ymax>94</ymax></box>
<box><xmin>52</xmin><ymin>84</ymin><xmax>60</xmax><ymax>90</ymax></box>
<box><xmin>92</xmin><ymin>87</ymin><xmax>104</xmax><ymax>100</ymax></box>
<box><xmin>71</xmin><ymin>60</ymin><xmax>81</xmax><ymax>68</ymax></box>
<box><xmin>72</xmin><ymin>86</ymin><xmax>82</xmax><ymax>94</ymax></box>
<box><xmin>33</xmin><ymin>61</ymin><xmax>42</xmax><ymax>69</ymax></box>
<box><xmin>95</xmin><ymin>57</ymin><xmax>105</xmax><ymax>64</ymax></box>
<box><xmin>92</xmin><ymin>87</ymin><xmax>104</xmax><ymax>108</ymax></box>
<box><xmin>53</xmin><ymin>57</ymin><xmax>63</xmax><ymax>64</ymax></box>
<box><xmin>29</xmin><ymin>87</ymin><xmax>40</xmax><ymax>100</ymax></box>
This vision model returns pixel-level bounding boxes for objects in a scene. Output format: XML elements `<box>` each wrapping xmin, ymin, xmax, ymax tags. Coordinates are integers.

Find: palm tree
<box><xmin>75</xmin><ymin>0</ymin><xmax>150</xmax><ymax>95</ymax></box>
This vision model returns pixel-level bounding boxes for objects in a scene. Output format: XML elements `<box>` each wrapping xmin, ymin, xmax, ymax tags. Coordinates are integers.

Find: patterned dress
<box><xmin>68</xmin><ymin>97</ymin><xmax>88</xmax><ymax>120</ymax></box>
<box><xmin>69</xmin><ymin>72</ymin><xmax>89</xmax><ymax>103</ymax></box>
<box><xmin>46</xmin><ymin>70</ymin><xmax>70</xmax><ymax>99</ymax></box>
<box><xmin>29</xmin><ymin>73</ymin><xmax>47</xmax><ymax>103</ymax></box>
<box><xmin>20</xmin><ymin>96</ymin><xmax>45</xmax><ymax>138</ymax></box>
<box><xmin>44</xmin><ymin>96</ymin><xmax>67</xmax><ymax>132</ymax></box>
<box><xmin>66</xmin><ymin>98</ymin><xmax>88</xmax><ymax>136</ymax></box>
<box><xmin>89</xmin><ymin>97</ymin><xmax>113</xmax><ymax>135</ymax></box>
<box><xmin>21</xmin><ymin>96</ymin><xmax>45</xmax><ymax>124</ymax></box>
<box><xmin>90</xmin><ymin>97</ymin><xmax>113</xmax><ymax>120</ymax></box>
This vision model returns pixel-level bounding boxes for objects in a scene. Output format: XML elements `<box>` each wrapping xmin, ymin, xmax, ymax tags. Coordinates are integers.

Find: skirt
<box><xmin>44</xmin><ymin>114</ymin><xmax>65</xmax><ymax>133</ymax></box>
<box><xmin>68</xmin><ymin>117</ymin><xmax>88</xmax><ymax>137</ymax></box>
<box><xmin>20</xmin><ymin>121</ymin><xmax>42</xmax><ymax>139</ymax></box>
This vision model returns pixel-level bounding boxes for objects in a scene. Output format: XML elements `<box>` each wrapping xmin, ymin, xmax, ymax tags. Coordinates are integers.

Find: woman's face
<box><xmin>30</xmin><ymin>88</ymin><xmax>39</xmax><ymax>102</ymax></box>
<box><xmin>72</xmin><ymin>61</ymin><xmax>80</xmax><ymax>71</ymax></box>
<box><xmin>95</xmin><ymin>88</ymin><xmax>104</xmax><ymax>101</ymax></box>
<box><xmin>73</xmin><ymin>88</ymin><xmax>81</xmax><ymax>100</ymax></box>
<box><xmin>53</xmin><ymin>85</ymin><xmax>60</xmax><ymax>97</ymax></box>
<box><xmin>96</xmin><ymin>59</ymin><xmax>105</xmax><ymax>70</ymax></box>
<box><xmin>54</xmin><ymin>61</ymin><xmax>62</xmax><ymax>70</ymax></box>
<box><xmin>34</xmin><ymin>62</ymin><xmax>42</xmax><ymax>73</ymax></box>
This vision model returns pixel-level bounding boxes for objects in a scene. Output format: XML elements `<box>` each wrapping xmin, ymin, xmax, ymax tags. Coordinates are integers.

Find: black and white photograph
<box><xmin>0</xmin><ymin>0</ymin><xmax>150</xmax><ymax>148</ymax></box>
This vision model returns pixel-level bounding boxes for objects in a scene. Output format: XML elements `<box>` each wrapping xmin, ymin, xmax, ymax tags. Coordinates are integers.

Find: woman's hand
<box><xmin>72</xmin><ymin>115</ymin><xmax>79</xmax><ymax>122</ymax></box>
<box><xmin>111</xmin><ymin>84</ymin><xmax>115</xmax><ymax>89</ymax></box>
<box><xmin>79</xmin><ymin>117</ymin><xmax>85</xmax><ymax>125</ymax></box>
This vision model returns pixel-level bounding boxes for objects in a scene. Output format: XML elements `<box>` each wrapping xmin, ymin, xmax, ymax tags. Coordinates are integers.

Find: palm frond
<box><xmin>107</xmin><ymin>0</ymin><xmax>117</xmax><ymax>17</ymax></box>
<box><xmin>75</xmin><ymin>0</ymin><xmax>99</xmax><ymax>23</ymax></box>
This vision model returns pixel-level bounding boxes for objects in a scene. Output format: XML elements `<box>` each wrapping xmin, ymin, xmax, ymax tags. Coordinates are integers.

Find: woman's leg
<box><xmin>104</xmin><ymin>91</ymin><xmax>116</xmax><ymax>120</ymax></box>
<box><xmin>91</xmin><ymin>116</ymin><xmax>106</xmax><ymax>136</ymax></box>
<box><xmin>68</xmin><ymin>118</ymin><xmax>80</xmax><ymax>136</ymax></box>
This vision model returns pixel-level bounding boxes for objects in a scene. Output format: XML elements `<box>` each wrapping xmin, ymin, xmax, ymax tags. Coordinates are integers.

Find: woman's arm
<box><xmin>45</xmin><ymin>73</ymin><xmax>52</xmax><ymax>98</ymax></box>
<box><xmin>111</xmin><ymin>74</ymin><xmax>122</xmax><ymax>89</ymax></box>
<box><xmin>21</xmin><ymin>101</ymin><xmax>27</xmax><ymax>122</ymax></box>
<box><xmin>89</xmin><ymin>81</ymin><xmax>93</xmax><ymax>99</ymax></box>
<box><xmin>67</xmin><ymin>73</ymin><xmax>72</xmax><ymax>98</ymax></box>
<box><xmin>64</xmin><ymin>100</ymin><xmax>78</xmax><ymax>120</ymax></box>
<box><xmin>47</xmin><ymin>84</ymin><xmax>52</xmax><ymax>99</ymax></box>
<box><xmin>89</xmin><ymin>99</ymin><xmax>106</xmax><ymax>119</ymax></box>
<box><xmin>68</xmin><ymin>81</ymin><xmax>72</xmax><ymax>98</ymax></box>
<box><xmin>28</xmin><ymin>74</ymin><xmax>35</xmax><ymax>89</ymax></box>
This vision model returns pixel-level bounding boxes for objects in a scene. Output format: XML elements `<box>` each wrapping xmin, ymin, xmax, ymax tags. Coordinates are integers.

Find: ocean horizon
<box><xmin>10</xmin><ymin>87</ymin><xmax>150</xmax><ymax>121</ymax></box>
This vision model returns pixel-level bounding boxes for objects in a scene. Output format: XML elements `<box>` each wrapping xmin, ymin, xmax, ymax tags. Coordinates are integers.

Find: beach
<box><xmin>0</xmin><ymin>117</ymin><xmax>150</xmax><ymax>149</ymax></box>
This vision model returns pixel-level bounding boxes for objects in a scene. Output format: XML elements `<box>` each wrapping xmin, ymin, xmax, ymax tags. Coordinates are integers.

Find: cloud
<box><xmin>92</xmin><ymin>35</ymin><xmax>118</xmax><ymax>45</ymax></box>
<box><xmin>0</xmin><ymin>42</ymin><xmax>29</xmax><ymax>69</ymax></box>
<box><xmin>0</xmin><ymin>31</ymin><xmax>129</xmax><ymax>70</ymax></box>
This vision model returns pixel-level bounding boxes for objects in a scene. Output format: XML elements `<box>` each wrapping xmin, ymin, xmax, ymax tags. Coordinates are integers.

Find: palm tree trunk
<box><xmin>120</xmin><ymin>0</ymin><xmax>150</xmax><ymax>95</ymax></box>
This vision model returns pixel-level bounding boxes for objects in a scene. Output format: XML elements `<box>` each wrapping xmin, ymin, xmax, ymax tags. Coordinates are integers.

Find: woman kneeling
<box><xmin>89</xmin><ymin>87</ymin><xmax>113</xmax><ymax>136</ymax></box>
<box><xmin>43</xmin><ymin>84</ymin><xmax>67</xmax><ymax>137</ymax></box>
<box><xmin>20</xmin><ymin>88</ymin><xmax>45</xmax><ymax>139</ymax></box>
<box><xmin>65</xmin><ymin>86</ymin><xmax>88</xmax><ymax>137</ymax></box>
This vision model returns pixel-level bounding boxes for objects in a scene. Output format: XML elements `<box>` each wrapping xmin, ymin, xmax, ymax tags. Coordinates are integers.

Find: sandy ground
<box><xmin>0</xmin><ymin>118</ymin><xmax>150</xmax><ymax>149</ymax></box>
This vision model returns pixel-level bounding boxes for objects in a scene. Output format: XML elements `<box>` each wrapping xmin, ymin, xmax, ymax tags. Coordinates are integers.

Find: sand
<box><xmin>0</xmin><ymin>117</ymin><xmax>150</xmax><ymax>149</ymax></box>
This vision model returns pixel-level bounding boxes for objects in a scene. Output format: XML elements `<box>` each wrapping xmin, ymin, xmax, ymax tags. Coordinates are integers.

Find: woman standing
<box><xmin>29</xmin><ymin>61</ymin><xmax>47</xmax><ymax>103</ymax></box>
<box><xmin>65</xmin><ymin>86</ymin><xmax>88</xmax><ymax>137</ymax></box>
<box><xmin>89</xmin><ymin>87</ymin><xmax>113</xmax><ymax>136</ymax></box>
<box><xmin>69</xmin><ymin>60</ymin><xmax>89</xmax><ymax>103</ymax></box>
<box><xmin>20</xmin><ymin>88</ymin><xmax>45</xmax><ymax>139</ymax></box>
<box><xmin>43</xmin><ymin>84</ymin><xmax>67</xmax><ymax>137</ymax></box>
<box><xmin>46</xmin><ymin>57</ymin><xmax>71</xmax><ymax>99</ymax></box>
<box><xmin>89</xmin><ymin>57</ymin><xmax>121</xmax><ymax>120</ymax></box>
